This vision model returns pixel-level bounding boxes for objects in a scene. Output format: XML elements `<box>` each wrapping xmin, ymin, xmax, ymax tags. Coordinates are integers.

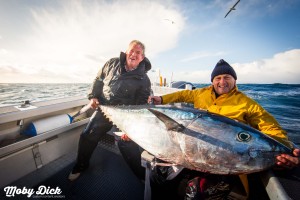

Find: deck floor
<box><xmin>1</xmin><ymin>135</ymin><xmax>144</xmax><ymax>200</ymax></box>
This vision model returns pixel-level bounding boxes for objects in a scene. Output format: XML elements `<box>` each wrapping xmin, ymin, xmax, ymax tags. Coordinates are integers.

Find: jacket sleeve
<box><xmin>87</xmin><ymin>60</ymin><xmax>110</xmax><ymax>100</ymax></box>
<box><xmin>246</xmin><ymin>101</ymin><xmax>293</xmax><ymax>148</ymax></box>
<box><xmin>135</xmin><ymin>75</ymin><xmax>151</xmax><ymax>105</ymax></box>
<box><xmin>162</xmin><ymin>90</ymin><xmax>196</xmax><ymax>104</ymax></box>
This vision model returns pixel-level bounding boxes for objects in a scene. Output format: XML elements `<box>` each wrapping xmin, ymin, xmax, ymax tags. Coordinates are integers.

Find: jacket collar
<box><xmin>119</xmin><ymin>52</ymin><xmax>152</xmax><ymax>73</ymax></box>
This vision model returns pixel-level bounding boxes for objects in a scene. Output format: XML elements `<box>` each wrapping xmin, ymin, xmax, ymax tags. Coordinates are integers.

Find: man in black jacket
<box><xmin>69</xmin><ymin>40</ymin><xmax>151</xmax><ymax>181</ymax></box>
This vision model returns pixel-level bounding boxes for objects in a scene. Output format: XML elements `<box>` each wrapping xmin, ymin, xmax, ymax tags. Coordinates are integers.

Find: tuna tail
<box><xmin>148</xmin><ymin>108</ymin><xmax>185</xmax><ymax>132</ymax></box>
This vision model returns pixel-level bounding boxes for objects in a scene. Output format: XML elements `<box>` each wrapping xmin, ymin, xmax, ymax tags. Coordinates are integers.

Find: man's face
<box><xmin>212</xmin><ymin>74</ymin><xmax>236</xmax><ymax>95</ymax></box>
<box><xmin>126</xmin><ymin>44</ymin><xmax>145</xmax><ymax>68</ymax></box>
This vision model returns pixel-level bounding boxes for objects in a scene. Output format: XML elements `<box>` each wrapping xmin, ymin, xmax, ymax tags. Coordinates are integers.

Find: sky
<box><xmin>0</xmin><ymin>0</ymin><xmax>300</xmax><ymax>84</ymax></box>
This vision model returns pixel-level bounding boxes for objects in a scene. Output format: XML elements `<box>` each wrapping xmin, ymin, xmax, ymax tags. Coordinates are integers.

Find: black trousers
<box><xmin>150</xmin><ymin>167</ymin><xmax>244</xmax><ymax>200</ymax></box>
<box><xmin>75</xmin><ymin>109</ymin><xmax>145</xmax><ymax>179</ymax></box>
<box><xmin>75</xmin><ymin>109</ymin><xmax>113</xmax><ymax>170</ymax></box>
<box><xmin>117</xmin><ymin>140</ymin><xmax>145</xmax><ymax>180</ymax></box>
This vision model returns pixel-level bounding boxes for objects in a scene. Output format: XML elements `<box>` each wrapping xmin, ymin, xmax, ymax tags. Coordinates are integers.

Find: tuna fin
<box><xmin>148</xmin><ymin>108</ymin><xmax>185</xmax><ymax>132</ymax></box>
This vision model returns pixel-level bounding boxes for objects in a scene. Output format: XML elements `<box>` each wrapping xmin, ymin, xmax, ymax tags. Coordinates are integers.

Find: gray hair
<box><xmin>129</xmin><ymin>40</ymin><xmax>145</xmax><ymax>55</ymax></box>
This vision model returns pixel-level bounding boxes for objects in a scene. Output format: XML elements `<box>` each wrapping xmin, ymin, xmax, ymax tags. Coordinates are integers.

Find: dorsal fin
<box><xmin>148</xmin><ymin>108</ymin><xmax>185</xmax><ymax>132</ymax></box>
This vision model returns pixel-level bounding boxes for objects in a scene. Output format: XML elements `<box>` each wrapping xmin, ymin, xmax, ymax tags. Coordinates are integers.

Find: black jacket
<box><xmin>88</xmin><ymin>52</ymin><xmax>151</xmax><ymax>105</ymax></box>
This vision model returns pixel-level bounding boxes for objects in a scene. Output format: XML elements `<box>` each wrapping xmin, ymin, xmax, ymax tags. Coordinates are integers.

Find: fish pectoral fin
<box><xmin>148</xmin><ymin>108</ymin><xmax>185</xmax><ymax>132</ymax></box>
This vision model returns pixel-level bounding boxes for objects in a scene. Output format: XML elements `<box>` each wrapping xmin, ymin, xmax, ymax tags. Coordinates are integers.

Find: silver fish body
<box><xmin>100</xmin><ymin>104</ymin><xmax>291</xmax><ymax>175</ymax></box>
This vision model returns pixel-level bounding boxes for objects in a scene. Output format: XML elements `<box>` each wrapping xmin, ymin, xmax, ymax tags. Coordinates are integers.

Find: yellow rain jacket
<box><xmin>161</xmin><ymin>85</ymin><xmax>293</xmax><ymax>197</ymax></box>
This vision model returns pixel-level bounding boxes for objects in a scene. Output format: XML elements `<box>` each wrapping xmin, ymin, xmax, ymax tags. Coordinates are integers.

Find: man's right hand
<box><xmin>121</xmin><ymin>133</ymin><xmax>131</xmax><ymax>141</ymax></box>
<box><xmin>148</xmin><ymin>96</ymin><xmax>162</xmax><ymax>105</ymax></box>
<box><xmin>90</xmin><ymin>98</ymin><xmax>100</xmax><ymax>109</ymax></box>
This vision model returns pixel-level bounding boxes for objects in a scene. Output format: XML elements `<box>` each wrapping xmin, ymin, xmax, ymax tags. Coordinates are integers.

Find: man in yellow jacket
<box><xmin>148</xmin><ymin>59</ymin><xmax>300</xmax><ymax>199</ymax></box>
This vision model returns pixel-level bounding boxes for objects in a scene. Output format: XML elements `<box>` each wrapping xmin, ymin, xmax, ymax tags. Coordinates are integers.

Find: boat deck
<box><xmin>0</xmin><ymin>134</ymin><xmax>145</xmax><ymax>200</ymax></box>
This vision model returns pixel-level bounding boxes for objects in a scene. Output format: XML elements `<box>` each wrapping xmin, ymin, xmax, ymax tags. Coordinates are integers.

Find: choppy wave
<box><xmin>0</xmin><ymin>83</ymin><xmax>91</xmax><ymax>106</ymax></box>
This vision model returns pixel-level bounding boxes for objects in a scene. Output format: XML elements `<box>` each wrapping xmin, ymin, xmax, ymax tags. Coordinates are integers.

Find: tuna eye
<box><xmin>237</xmin><ymin>132</ymin><xmax>251</xmax><ymax>142</ymax></box>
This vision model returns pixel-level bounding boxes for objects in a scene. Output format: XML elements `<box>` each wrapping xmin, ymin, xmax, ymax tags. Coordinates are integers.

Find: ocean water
<box><xmin>0</xmin><ymin>83</ymin><xmax>300</xmax><ymax>145</ymax></box>
<box><xmin>0</xmin><ymin>83</ymin><xmax>91</xmax><ymax>106</ymax></box>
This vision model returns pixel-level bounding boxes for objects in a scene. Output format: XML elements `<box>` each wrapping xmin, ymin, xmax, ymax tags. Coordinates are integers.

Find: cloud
<box><xmin>0</xmin><ymin>0</ymin><xmax>185</xmax><ymax>83</ymax></box>
<box><xmin>1</xmin><ymin>1</ymin><xmax>299</xmax><ymax>84</ymax></box>
<box><xmin>234</xmin><ymin>49</ymin><xmax>300</xmax><ymax>84</ymax></box>
<box><xmin>181</xmin><ymin>51</ymin><xmax>227</xmax><ymax>62</ymax></box>
<box><xmin>171</xmin><ymin>49</ymin><xmax>300</xmax><ymax>84</ymax></box>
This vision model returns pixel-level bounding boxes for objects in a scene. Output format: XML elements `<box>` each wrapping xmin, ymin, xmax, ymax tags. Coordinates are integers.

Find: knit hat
<box><xmin>211</xmin><ymin>59</ymin><xmax>237</xmax><ymax>82</ymax></box>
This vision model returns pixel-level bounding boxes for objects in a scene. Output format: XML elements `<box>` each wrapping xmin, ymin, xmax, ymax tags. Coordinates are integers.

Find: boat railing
<box><xmin>0</xmin><ymin>96</ymin><xmax>90</xmax><ymax>187</ymax></box>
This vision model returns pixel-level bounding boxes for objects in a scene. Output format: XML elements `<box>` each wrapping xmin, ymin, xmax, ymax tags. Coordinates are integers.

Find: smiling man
<box><xmin>148</xmin><ymin>59</ymin><xmax>300</xmax><ymax>199</ymax></box>
<box><xmin>69</xmin><ymin>40</ymin><xmax>152</xmax><ymax>181</ymax></box>
<box><xmin>210</xmin><ymin>59</ymin><xmax>237</xmax><ymax>96</ymax></box>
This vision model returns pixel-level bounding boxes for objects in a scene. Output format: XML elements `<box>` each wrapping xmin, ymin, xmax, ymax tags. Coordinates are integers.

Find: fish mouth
<box><xmin>248</xmin><ymin>148</ymin><xmax>282</xmax><ymax>158</ymax></box>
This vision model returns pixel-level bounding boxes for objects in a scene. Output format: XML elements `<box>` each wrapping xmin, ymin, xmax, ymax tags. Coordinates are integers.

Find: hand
<box><xmin>90</xmin><ymin>98</ymin><xmax>100</xmax><ymax>109</ymax></box>
<box><xmin>148</xmin><ymin>96</ymin><xmax>162</xmax><ymax>105</ymax></box>
<box><xmin>276</xmin><ymin>148</ymin><xmax>300</xmax><ymax>169</ymax></box>
<box><xmin>121</xmin><ymin>133</ymin><xmax>131</xmax><ymax>141</ymax></box>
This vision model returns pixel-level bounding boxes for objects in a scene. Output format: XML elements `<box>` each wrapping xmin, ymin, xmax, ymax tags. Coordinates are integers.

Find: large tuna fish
<box><xmin>100</xmin><ymin>104</ymin><xmax>291</xmax><ymax>175</ymax></box>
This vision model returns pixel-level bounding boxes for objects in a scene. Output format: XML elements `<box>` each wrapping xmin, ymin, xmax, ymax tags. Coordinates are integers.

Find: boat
<box><xmin>0</xmin><ymin>84</ymin><xmax>299</xmax><ymax>199</ymax></box>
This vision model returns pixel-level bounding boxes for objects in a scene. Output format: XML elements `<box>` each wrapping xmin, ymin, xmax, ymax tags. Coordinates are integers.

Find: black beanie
<box><xmin>211</xmin><ymin>59</ymin><xmax>237</xmax><ymax>82</ymax></box>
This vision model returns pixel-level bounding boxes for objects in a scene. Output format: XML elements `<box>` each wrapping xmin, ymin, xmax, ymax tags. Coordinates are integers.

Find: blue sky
<box><xmin>0</xmin><ymin>0</ymin><xmax>300</xmax><ymax>84</ymax></box>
